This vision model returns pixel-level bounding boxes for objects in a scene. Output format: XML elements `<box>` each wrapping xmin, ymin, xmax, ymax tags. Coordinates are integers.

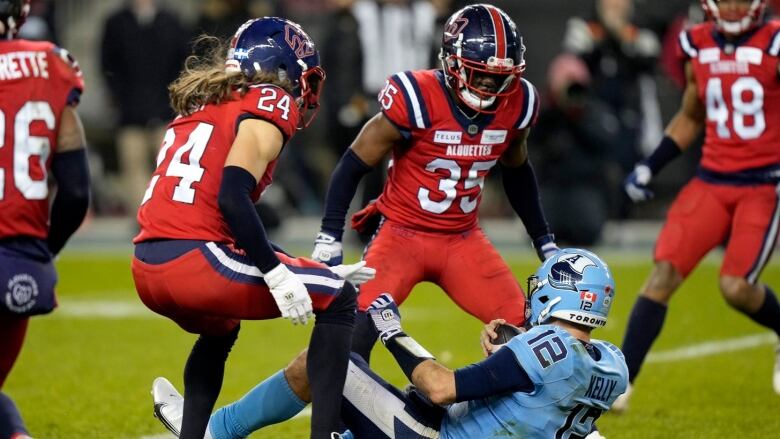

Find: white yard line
<box><xmin>646</xmin><ymin>332</ymin><xmax>777</xmax><ymax>363</ymax></box>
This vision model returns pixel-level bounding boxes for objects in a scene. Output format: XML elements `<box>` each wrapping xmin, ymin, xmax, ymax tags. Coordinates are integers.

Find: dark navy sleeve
<box><xmin>453</xmin><ymin>346</ymin><xmax>534</xmax><ymax>402</ymax></box>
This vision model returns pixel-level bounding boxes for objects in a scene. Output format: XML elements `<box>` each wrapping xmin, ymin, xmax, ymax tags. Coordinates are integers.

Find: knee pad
<box><xmin>316</xmin><ymin>282</ymin><xmax>357</xmax><ymax>326</ymax></box>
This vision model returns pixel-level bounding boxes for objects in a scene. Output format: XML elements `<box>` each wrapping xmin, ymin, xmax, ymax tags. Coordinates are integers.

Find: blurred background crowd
<box><xmin>26</xmin><ymin>0</ymin><xmax>780</xmax><ymax>247</ymax></box>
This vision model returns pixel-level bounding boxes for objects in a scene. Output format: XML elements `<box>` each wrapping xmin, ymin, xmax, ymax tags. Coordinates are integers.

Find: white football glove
<box><xmin>328</xmin><ymin>260</ymin><xmax>376</xmax><ymax>286</ymax></box>
<box><xmin>367</xmin><ymin>293</ymin><xmax>404</xmax><ymax>344</ymax></box>
<box><xmin>311</xmin><ymin>232</ymin><xmax>343</xmax><ymax>266</ymax></box>
<box><xmin>624</xmin><ymin>163</ymin><xmax>654</xmax><ymax>202</ymax></box>
<box><xmin>263</xmin><ymin>264</ymin><xmax>313</xmax><ymax>325</ymax></box>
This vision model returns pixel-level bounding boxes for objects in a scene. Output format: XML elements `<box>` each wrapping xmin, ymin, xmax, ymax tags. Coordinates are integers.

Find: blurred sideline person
<box><xmin>152</xmin><ymin>249</ymin><xmax>627</xmax><ymax>439</ymax></box>
<box><xmin>530</xmin><ymin>54</ymin><xmax>620</xmax><ymax>246</ymax></box>
<box><xmin>311</xmin><ymin>3</ymin><xmax>559</xmax><ymax>364</ymax></box>
<box><xmin>131</xmin><ymin>18</ymin><xmax>374</xmax><ymax>439</ymax></box>
<box><xmin>619</xmin><ymin>0</ymin><xmax>780</xmax><ymax>411</ymax></box>
<box><xmin>0</xmin><ymin>0</ymin><xmax>90</xmax><ymax>437</ymax></box>
<box><xmin>100</xmin><ymin>0</ymin><xmax>188</xmax><ymax>215</ymax></box>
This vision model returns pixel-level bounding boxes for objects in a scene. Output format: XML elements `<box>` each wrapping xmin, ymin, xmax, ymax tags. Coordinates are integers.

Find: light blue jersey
<box><xmin>440</xmin><ymin>325</ymin><xmax>628</xmax><ymax>439</ymax></box>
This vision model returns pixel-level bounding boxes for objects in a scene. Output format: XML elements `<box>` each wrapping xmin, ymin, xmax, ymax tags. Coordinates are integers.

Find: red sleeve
<box><xmin>49</xmin><ymin>46</ymin><xmax>84</xmax><ymax>106</ymax></box>
<box><xmin>378</xmin><ymin>75</ymin><xmax>413</xmax><ymax>134</ymax></box>
<box><xmin>239</xmin><ymin>85</ymin><xmax>300</xmax><ymax>142</ymax></box>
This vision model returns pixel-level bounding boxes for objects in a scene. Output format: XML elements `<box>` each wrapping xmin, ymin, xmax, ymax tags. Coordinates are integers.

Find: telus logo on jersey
<box><xmin>434</xmin><ymin>130</ymin><xmax>462</xmax><ymax>144</ymax></box>
<box><xmin>5</xmin><ymin>273</ymin><xmax>38</xmax><ymax>314</ymax></box>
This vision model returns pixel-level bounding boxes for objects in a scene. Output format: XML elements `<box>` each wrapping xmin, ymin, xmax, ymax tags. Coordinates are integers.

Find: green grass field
<box><xmin>5</xmin><ymin>249</ymin><xmax>780</xmax><ymax>438</ymax></box>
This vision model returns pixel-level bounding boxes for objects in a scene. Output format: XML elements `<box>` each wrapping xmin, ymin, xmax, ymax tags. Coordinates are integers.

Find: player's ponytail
<box><xmin>169</xmin><ymin>35</ymin><xmax>293</xmax><ymax>116</ymax></box>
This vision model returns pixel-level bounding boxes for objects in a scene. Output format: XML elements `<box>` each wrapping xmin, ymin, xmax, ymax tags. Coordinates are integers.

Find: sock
<box><xmin>621</xmin><ymin>296</ymin><xmax>667</xmax><ymax>382</ymax></box>
<box><xmin>350</xmin><ymin>311</ymin><xmax>378</xmax><ymax>363</ymax></box>
<box><xmin>0</xmin><ymin>317</ymin><xmax>28</xmax><ymax>387</ymax></box>
<box><xmin>746</xmin><ymin>286</ymin><xmax>780</xmax><ymax>335</ymax></box>
<box><xmin>180</xmin><ymin>326</ymin><xmax>240</xmax><ymax>439</ymax></box>
<box><xmin>0</xmin><ymin>392</ymin><xmax>27</xmax><ymax>438</ymax></box>
<box><xmin>308</xmin><ymin>283</ymin><xmax>356</xmax><ymax>439</ymax></box>
<box><xmin>209</xmin><ymin>370</ymin><xmax>306</xmax><ymax>439</ymax></box>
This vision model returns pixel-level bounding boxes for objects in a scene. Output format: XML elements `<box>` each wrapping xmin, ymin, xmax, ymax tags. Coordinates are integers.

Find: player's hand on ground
<box><xmin>328</xmin><ymin>260</ymin><xmax>376</xmax><ymax>286</ymax></box>
<box><xmin>481</xmin><ymin>319</ymin><xmax>507</xmax><ymax>357</ymax></box>
<box><xmin>263</xmin><ymin>264</ymin><xmax>313</xmax><ymax>325</ymax></box>
<box><xmin>624</xmin><ymin>163</ymin><xmax>654</xmax><ymax>202</ymax></box>
<box><xmin>367</xmin><ymin>293</ymin><xmax>404</xmax><ymax>344</ymax></box>
<box><xmin>311</xmin><ymin>232</ymin><xmax>343</xmax><ymax>266</ymax></box>
<box><xmin>533</xmin><ymin>234</ymin><xmax>560</xmax><ymax>262</ymax></box>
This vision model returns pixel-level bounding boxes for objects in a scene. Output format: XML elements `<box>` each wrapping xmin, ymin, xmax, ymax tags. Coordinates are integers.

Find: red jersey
<box><xmin>135</xmin><ymin>85</ymin><xmax>298</xmax><ymax>244</ymax></box>
<box><xmin>679</xmin><ymin>21</ymin><xmax>780</xmax><ymax>173</ymax></box>
<box><xmin>374</xmin><ymin>70</ymin><xmax>539</xmax><ymax>232</ymax></box>
<box><xmin>0</xmin><ymin>39</ymin><xmax>84</xmax><ymax>240</ymax></box>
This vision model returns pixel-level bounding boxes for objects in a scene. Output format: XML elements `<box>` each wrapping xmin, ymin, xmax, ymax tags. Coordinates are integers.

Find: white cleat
<box><xmin>773</xmin><ymin>342</ymin><xmax>780</xmax><ymax>395</ymax></box>
<box><xmin>585</xmin><ymin>431</ymin><xmax>607</xmax><ymax>439</ymax></box>
<box><xmin>152</xmin><ymin>377</ymin><xmax>184</xmax><ymax>437</ymax></box>
<box><xmin>610</xmin><ymin>382</ymin><xmax>632</xmax><ymax>414</ymax></box>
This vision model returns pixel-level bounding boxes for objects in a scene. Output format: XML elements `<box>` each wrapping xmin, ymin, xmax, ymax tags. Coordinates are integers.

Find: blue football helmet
<box><xmin>526</xmin><ymin>248</ymin><xmax>615</xmax><ymax>328</ymax></box>
<box><xmin>226</xmin><ymin>17</ymin><xmax>325</xmax><ymax>127</ymax></box>
<box><xmin>440</xmin><ymin>4</ymin><xmax>525</xmax><ymax>113</ymax></box>
<box><xmin>0</xmin><ymin>0</ymin><xmax>29</xmax><ymax>37</ymax></box>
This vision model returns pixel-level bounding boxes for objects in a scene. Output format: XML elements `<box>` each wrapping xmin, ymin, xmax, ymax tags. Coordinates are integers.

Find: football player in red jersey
<box><xmin>310</xmin><ymin>3</ymin><xmax>559</xmax><ymax>362</ymax></box>
<box><xmin>618</xmin><ymin>0</ymin><xmax>780</xmax><ymax>410</ymax></box>
<box><xmin>132</xmin><ymin>18</ymin><xmax>373</xmax><ymax>439</ymax></box>
<box><xmin>0</xmin><ymin>1</ymin><xmax>90</xmax><ymax>437</ymax></box>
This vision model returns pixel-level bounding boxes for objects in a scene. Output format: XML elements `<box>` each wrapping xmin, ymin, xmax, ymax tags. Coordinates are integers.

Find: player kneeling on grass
<box><xmin>152</xmin><ymin>248</ymin><xmax>628</xmax><ymax>439</ymax></box>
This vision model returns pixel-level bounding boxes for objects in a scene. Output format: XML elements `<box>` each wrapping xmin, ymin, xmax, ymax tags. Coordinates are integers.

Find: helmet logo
<box><xmin>444</xmin><ymin>16</ymin><xmax>469</xmax><ymax>42</ymax></box>
<box><xmin>548</xmin><ymin>254</ymin><xmax>596</xmax><ymax>291</ymax></box>
<box><xmin>285</xmin><ymin>25</ymin><xmax>315</xmax><ymax>59</ymax></box>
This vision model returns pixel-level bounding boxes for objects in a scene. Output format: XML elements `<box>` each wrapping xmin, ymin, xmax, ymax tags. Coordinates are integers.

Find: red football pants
<box><xmin>358</xmin><ymin>220</ymin><xmax>526</xmax><ymax>325</ymax></box>
<box><xmin>655</xmin><ymin>178</ymin><xmax>779</xmax><ymax>282</ymax></box>
<box><xmin>132</xmin><ymin>242</ymin><xmax>344</xmax><ymax>336</ymax></box>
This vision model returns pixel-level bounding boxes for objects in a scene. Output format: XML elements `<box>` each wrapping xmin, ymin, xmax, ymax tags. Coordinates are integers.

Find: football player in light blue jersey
<box><xmin>151</xmin><ymin>248</ymin><xmax>628</xmax><ymax>439</ymax></box>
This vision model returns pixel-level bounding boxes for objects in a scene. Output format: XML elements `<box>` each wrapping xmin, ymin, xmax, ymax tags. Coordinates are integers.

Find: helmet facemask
<box><xmin>296</xmin><ymin>62</ymin><xmax>326</xmax><ymax>129</ymax></box>
<box><xmin>441</xmin><ymin>36</ymin><xmax>524</xmax><ymax>114</ymax></box>
<box><xmin>701</xmin><ymin>0</ymin><xmax>767</xmax><ymax>36</ymax></box>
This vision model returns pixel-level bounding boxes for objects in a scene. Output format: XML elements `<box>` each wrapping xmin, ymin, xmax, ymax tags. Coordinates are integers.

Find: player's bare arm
<box><xmin>56</xmin><ymin>106</ymin><xmax>86</xmax><ymax>153</ymax></box>
<box><xmin>224</xmin><ymin>118</ymin><xmax>284</xmax><ymax>180</ymax></box>
<box><xmin>665</xmin><ymin>62</ymin><xmax>705</xmax><ymax>150</ymax></box>
<box><xmin>348</xmin><ymin>112</ymin><xmax>402</xmax><ymax>166</ymax></box>
<box><xmin>498</xmin><ymin>128</ymin><xmax>530</xmax><ymax>167</ymax></box>
<box><xmin>410</xmin><ymin>360</ymin><xmax>457</xmax><ymax>405</ymax></box>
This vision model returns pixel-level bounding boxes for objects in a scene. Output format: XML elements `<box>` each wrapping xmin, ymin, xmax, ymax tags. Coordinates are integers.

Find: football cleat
<box><xmin>585</xmin><ymin>430</ymin><xmax>607</xmax><ymax>439</ymax></box>
<box><xmin>152</xmin><ymin>377</ymin><xmax>184</xmax><ymax>437</ymax></box>
<box><xmin>610</xmin><ymin>382</ymin><xmax>632</xmax><ymax>414</ymax></box>
<box><xmin>773</xmin><ymin>342</ymin><xmax>780</xmax><ymax>395</ymax></box>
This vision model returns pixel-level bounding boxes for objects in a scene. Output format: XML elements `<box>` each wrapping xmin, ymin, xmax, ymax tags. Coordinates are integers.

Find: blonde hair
<box><xmin>169</xmin><ymin>36</ymin><xmax>294</xmax><ymax>116</ymax></box>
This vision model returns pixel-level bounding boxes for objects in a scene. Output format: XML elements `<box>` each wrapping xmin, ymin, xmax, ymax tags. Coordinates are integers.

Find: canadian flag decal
<box><xmin>580</xmin><ymin>291</ymin><xmax>597</xmax><ymax>302</ymax></box>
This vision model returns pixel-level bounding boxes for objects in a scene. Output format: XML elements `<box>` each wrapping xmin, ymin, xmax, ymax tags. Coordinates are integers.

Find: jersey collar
<box><xmin>435</xmin><ymin>70</ymin><xmax>497</xmax><ymax>135</ymax></box>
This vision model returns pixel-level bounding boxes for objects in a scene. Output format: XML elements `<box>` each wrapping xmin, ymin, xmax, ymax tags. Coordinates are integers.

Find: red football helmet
<box><xmin>700</xmin><ymin>0</ymin><xmax>767</xmax><ymax>35</ymax></box>
<box><xmin>0</xmin><ymin>0</ymin><xmax>30</xmax><ymax>38</ymax></box>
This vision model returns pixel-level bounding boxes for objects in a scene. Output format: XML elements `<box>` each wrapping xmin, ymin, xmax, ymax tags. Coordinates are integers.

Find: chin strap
<box><xmin>458</xmin><ymin>87</ymin><xmax>496</xmax><ymax>110</ymax></box>
<box><xmin>536</xmin><ymin>296</ymin><xmax>562</xmax><ymax>325</ymax></box>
